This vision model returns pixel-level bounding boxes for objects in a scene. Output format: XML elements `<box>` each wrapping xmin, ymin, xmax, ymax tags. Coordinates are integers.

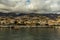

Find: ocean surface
<box><xmin>0</xmin><ymin>27</ymin><xmax>60</xmax><ymax>40</ymax></box>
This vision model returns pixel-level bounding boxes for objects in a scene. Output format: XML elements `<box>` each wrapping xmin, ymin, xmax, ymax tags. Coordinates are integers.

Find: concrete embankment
<box><xmin>0</xmin><ymin>25</ymin><xmax>60</xmax><ymax>28</ymax></box>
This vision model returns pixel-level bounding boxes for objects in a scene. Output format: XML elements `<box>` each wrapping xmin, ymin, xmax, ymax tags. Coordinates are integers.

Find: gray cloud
<box><xmin>0</xmin><ymin>0</ymin><xmax>60</xmax><ymax>13</ymax></box>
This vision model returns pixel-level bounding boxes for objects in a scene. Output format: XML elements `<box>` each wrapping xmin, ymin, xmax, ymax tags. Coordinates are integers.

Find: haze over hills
<box><xmin>0</xmin><ymin>12</ymin><xmax>59</xmax><ymax>19</ymax></box>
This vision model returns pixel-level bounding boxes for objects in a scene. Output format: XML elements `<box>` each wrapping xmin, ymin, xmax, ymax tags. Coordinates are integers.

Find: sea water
<box><xmin>0</xmin><ymin>27</ymin><xmax>60</xmax><ymax>40</ymax></box>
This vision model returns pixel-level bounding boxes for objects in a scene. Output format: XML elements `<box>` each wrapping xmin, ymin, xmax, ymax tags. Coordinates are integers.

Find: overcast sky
<box><xmin>0</xmin><ymin>0</ymin><xmax>60</xmax><ymax>13</ymax></box>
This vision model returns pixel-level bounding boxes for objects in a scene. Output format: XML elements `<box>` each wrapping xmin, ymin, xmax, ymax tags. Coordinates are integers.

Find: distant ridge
<box><xmin>0</xmin><ymin>12</ymin><xmax>60</xmax><ymax>18</ymax></box>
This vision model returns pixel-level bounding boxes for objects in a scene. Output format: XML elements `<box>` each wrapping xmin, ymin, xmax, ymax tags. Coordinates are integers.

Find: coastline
<box><xmin>0</xmin><ymin>13</ymin><xmax>60</xmax><ymax>28</ymax></box>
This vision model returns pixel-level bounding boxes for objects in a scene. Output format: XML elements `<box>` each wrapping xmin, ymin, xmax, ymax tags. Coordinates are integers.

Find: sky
<box><xmin>0</xmin><ymin>0</ymin><xmax>60</xmax><ymax>13</ymax></box>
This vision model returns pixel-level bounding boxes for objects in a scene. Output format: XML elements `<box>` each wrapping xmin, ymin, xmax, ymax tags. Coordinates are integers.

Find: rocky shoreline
<box><xmin>0</xmin><ymin>14</ymin><xmax>60</xmax><ymax>26</ymax></box>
